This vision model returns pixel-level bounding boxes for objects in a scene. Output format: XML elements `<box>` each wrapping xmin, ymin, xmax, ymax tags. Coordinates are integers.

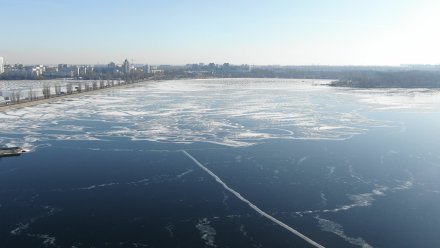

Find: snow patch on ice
<box><xmin>27</xmin><ymin>234</ymin><xmax>57</xmax><ymax>247</ymax></box>
<box><xmin>196</xmin><ymin>218</ymin><xmax>217</xmax><ymax>247</ymax></box>
<box><xmin>315</xmin><ymin>216</ymin><xmax>373</xmax><ymax>248</ymax></box>
<box><xmin>10</xmin><ymin>206</ymin><xmax>61</xmax><ymax>237</ymax></box>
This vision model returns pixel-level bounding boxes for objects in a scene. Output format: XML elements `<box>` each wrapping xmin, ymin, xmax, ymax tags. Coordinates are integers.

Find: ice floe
<box><xmin>176</xmin><ymin>168</ymin><xmax>194</xmax><ymax>178</ymax></box>
<box><xmin>196</xmin><ymin>218</ymin><xmax>217</xmax><ymax>247</ymax></box>
<box><xmin>295</xmin><ymin>173</ymin><xmax>415</xmax><ymax>216</ymax></box>
<box><xmin>315</xmin><ymin>216</ymin><xmax>373</xmax><ymax>248</ymax></box>
<box><xmin>10</xmin><ymin>205</ymin><xmax>61</xmax><ymax>243</ymax></box>
<box><xmin>27</xmin><ymin>234</ymin><xmax>57</xmax><ymax>247</ymax></box>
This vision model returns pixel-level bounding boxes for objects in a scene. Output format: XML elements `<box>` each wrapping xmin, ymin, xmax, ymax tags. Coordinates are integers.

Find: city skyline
<box><xmin>1</xmin><ymin>0</ymin><xmax>440</xmax><ymax>65</ymax></box>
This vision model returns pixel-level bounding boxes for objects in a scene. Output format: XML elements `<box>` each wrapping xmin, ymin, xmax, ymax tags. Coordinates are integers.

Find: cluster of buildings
<box><xmin>1</xmin><ymin>64</ymin><xmax>95</xmax><ymax>78</ymax></box>
<box><xmin>0</xmin><ymin>58</ymin><xmax>158</xmax><ymax>79</ymax></box>
<box><xmin>185</xmin><ymin>62</ymin><xmax>252</xmax><ymax>73</ymax></box>
<box><xmin>0</xmin><ymin>56</ymin><xmax>255</xmax><ymax>79</ymax></box>
<box><xmin>106</xmin><ymin>59</ymin><xmax>161</xmax><ymax>75</ymax></box>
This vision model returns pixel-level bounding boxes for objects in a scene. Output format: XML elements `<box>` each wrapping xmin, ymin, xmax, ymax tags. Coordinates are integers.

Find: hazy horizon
<box><xmin>1</xmin><ymin>0</ymin><xmax>440</xmax><ymax>66</ymax></box>
<box><xmin>3</xmin><ymin>62</ymin><xmax>434</xmax><ymax>67</ymax></box>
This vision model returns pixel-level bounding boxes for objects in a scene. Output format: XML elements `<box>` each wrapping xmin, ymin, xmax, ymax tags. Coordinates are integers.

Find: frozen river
<box><xmin>0</xmin><ymin>78</ymin><xmax>439</xmax><ymax>247</ymax></box>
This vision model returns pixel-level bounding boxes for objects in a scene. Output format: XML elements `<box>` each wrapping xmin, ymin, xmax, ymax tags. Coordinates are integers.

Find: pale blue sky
<box><xmin>1</xmin><ymin>0</ymin><xmax>439</xmax><ymax>65</ymax></box>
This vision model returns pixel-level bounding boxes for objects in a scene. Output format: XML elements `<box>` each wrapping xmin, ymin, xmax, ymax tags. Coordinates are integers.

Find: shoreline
<box><xmin>0</xmin><ymin>80</ymin><xmax>150</xmax><ymax>112</ymax></box>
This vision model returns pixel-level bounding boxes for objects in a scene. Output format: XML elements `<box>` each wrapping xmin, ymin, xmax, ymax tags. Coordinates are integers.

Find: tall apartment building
<box><xmin>122</xmin><ymin>59</ymin><xmax>130</xmax><ymax>74</ymax></box>
<box><xmin>144</xmin><ymin>64</ymin><xmax>150</xmax><ymax>74</ymax></box>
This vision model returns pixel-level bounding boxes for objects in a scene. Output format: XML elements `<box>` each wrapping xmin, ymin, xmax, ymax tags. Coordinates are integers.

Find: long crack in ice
<box><xmin>182</xmin><ymin>150</ymin><xmax>325</xmax><ymax>248</ymax></box>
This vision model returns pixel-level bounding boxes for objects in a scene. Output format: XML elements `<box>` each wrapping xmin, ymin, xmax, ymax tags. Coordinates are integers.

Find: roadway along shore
<box><xmin>0</xmin><ymin>80</ymin><xmax>150</xmax><ymax>112</ymax></box>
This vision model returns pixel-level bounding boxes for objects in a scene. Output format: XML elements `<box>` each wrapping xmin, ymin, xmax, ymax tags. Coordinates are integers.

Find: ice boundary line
<box><xmin>182</xmin><ymin>150</ymin><xmax>325</xmax><ymax>248</ymax></box>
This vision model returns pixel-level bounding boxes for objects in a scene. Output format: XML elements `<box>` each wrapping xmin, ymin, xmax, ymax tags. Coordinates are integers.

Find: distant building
<box><xmin>0</xmin><ymin>57</ymin><xmax>4</xmax><ymax>74</ymax></box>
<box><xmin>45</xmin><ymin>65</ymin><xmax>74</xmax><ymax>78</ymax></box>
<box><xmin>45</xmin><ymin>66</ymin><xmax>58</xmax><ymax>73</ymax></box>
<box><xmin>143</xmin><ymin>64</ymin><xmax>150</xmax><ymax>74</ymax></box>
<box><xmin>70</xmin><ymin>66</ymin><xmax>79</xmax><ymax>77</ymax></box>
<box><xmin>81</xmin><ymin>66</ymin><xmax>86</xmax><ymax>76</ymax></box>
<box><xmin>84</xmin><ymin>66</ymin><xmax>93</xmax><ymax>74</ymax></box>
<box><xmin>68</xmin><ymin>65</ymin><xmax>92</xmax><ymax>77</ymax></box>
<box><xmin>4</xmin><ymin>64</ymin><xmax>45</xmax><ymax>77</ymax></box>
<box><xmin>108</xmin><ymin>62</ymin><xmax>117</xmax><ymax>73</ymax></box>
<box><xmin>122</xmin><ymin>59</ymin><xmax>130</xmax><ymax>74</ymax></box>
<box><xmin>58</xmin><ymin>64</ymin><xmax>68</xmax><ymax>71</ymax></box>
<box><xmin>27</xmin><ymin>65</ymin><xmax>45</xmax><ymax>76</ymax></box>
<box><xmin>149</xmin><ymin>65</ymin><xmax>164</xmax><ymax>74</ymax></box>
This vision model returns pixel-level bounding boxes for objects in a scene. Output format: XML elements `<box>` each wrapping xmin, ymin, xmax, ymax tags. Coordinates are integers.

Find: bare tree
<box><xmin>85</xmin><ymin>83</ymin><xmax>91</xmax><ymax>91</ymax></box>
<box><xmin>12</xmin><ymin>91</ymin><xmax>21</xmax><ymax>103</ymax></box>
<box><xmin>42</xmin><ymin>85</ymin><xmax>51</xmax><ymax>99</ymax></box>
<box><xmin>92</xmin><ymin>81</ymin><xmax>98</xmax><ymax>90</ymax></box>
<box><xmin>66</xmin><ymin>83</ymin><xmax>73</xmax><ymax>94</ymax></box>
<box><xmin>28</xmin><ymin>88</ymin><xmax>37</xmax><ymax>101</ymax></box>
<box><xmin>10</xmin><ymin>91</ymin><xmax>16</xmax><ymax>103</ymax></box>
<box><xmin>55</xmin><ymin>84</ymin><xmax>61</xmax><ymax>96</ymax></box>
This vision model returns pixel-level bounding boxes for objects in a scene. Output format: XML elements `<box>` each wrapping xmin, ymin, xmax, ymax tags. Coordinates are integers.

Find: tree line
<box><xmin>330</xmin><ymin>70</ymin><xmax>440</xmax><ymax>88</ymax></box>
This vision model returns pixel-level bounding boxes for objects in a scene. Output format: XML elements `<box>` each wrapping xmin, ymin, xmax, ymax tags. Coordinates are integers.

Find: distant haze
<box><xmin>1</xmin><ymin>0</ymin><xmax>439</xmax><ymax>65</ymax></box>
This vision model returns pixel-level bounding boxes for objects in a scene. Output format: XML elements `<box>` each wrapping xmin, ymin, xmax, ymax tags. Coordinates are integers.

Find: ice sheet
<box><xmin>1</xmin><ymin>79</ymin><xmax>439</xmax><ymax>150</ymax></box>
<box><xmin>0</xmin><ymin>79</ymin><xmax>402</xmax><ymax>149</ymax></box>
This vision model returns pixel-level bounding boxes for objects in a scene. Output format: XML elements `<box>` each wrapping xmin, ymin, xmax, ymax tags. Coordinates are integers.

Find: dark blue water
<box><xmin>1</xmin><ymin>79</ymin><xmax>439</xmax><ymax>247</ymax></box>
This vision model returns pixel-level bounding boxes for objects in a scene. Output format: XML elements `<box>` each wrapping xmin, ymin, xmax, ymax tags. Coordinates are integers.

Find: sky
<box><xmin>1</xmin><ymin>0</ymin><xmax>440</xmax><ymax>65</ymax></box>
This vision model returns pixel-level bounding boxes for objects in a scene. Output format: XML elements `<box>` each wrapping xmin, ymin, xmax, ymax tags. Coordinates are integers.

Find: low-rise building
<box><xmin>149</xmin><ymin>65</ymin><xmax>164</xmax><ymax>74</ymax></box>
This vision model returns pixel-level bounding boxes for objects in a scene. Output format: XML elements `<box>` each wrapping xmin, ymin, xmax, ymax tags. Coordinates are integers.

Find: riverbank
<box><xmin>330</xmin><ymin>70</ymin><xmax>440</xmax><ymax>88</ymax></box>
<box><xmin>0</xmin><ymin>80</ymin><xmax>150</xmax><ymax>112</ymax></box>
